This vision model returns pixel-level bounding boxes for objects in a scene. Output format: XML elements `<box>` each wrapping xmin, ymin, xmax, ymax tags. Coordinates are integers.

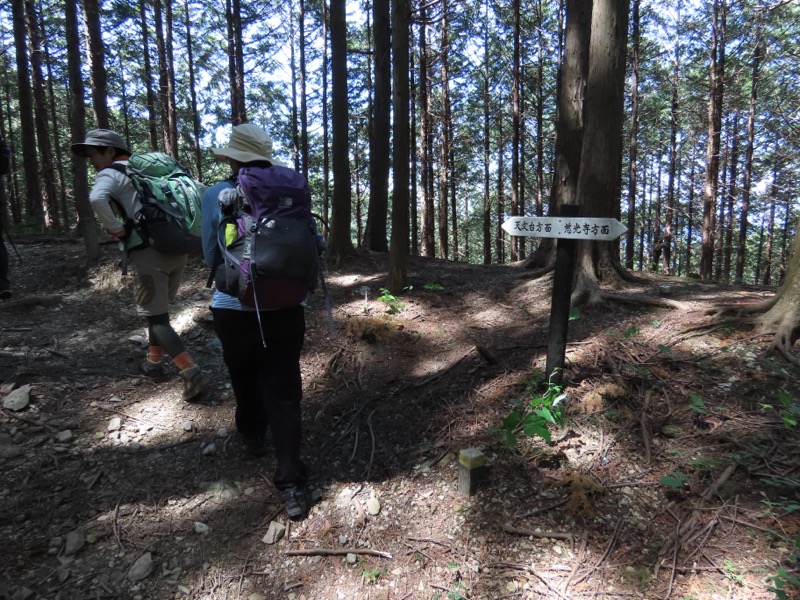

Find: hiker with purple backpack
<box><xmin>202</xmin><ymin>123</ymin><xmax>318</xmax><ymax>521</ymax></box>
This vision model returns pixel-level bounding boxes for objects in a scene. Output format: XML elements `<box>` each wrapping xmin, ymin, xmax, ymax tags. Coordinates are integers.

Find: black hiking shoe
<box><xmin>280</xmin><ymin>485</ymin><xmax>316</xmax><ymax>521</ymax></box>
<box><xmin>181</xmin><ymin>367</ymin><xmax>209</xmax><ymax>401</ymax></box>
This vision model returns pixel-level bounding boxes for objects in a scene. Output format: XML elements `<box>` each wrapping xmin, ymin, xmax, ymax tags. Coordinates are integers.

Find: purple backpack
<box><xmin>215</xmin><ymin>165</ymin><xmax>320</xmax><ymax>310</ymax></box>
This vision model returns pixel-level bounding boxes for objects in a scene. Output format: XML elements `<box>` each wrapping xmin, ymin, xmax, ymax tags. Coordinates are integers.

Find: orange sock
<box><xmin>173</xmin><ymin>351</ymin><xmax>196</xmax><ymax>372</ymax></box>
<box><xmin>147</xmin><ymin>346</ymin><xmax>165</xmax><ymax>363</ymax></box>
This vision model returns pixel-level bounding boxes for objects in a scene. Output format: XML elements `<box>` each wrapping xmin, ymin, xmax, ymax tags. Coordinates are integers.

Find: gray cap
<box><xmin>71</xmin><ymin>129</ymin><xmax>131</xmax><ymax>157</ymax></box>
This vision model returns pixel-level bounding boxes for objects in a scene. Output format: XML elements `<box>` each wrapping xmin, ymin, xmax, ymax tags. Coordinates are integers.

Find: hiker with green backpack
<box><xmin>71</xmin><ymin>129</ymin><xmax>210</xmax><ymax>401</ymax></box>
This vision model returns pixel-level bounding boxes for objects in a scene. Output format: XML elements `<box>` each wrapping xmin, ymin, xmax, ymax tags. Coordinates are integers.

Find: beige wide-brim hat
<box><xmin>71</xmin><ymin>129</ymin><xmax>131</xmax><ymax>157</ymax></box>
<box><xmin>210</xmin><ymin>123</ymin><xmax>285</xmax><ymax>166</ymax></box>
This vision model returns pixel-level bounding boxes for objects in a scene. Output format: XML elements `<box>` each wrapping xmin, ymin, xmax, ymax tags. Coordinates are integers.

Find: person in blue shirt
<box><xmin>202</xmin><ymin>123</ymin><xmax>313</xmax><ymax>520</ymax></box>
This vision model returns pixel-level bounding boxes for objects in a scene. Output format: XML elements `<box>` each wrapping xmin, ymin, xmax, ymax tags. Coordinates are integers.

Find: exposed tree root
<box><xmin>707</xmin><ymin>290</ymin><xmax>800</xmax><ymax>359</ymax></box>
<box><xmin>705</xmin><ymin>294</ymin><xmax>778</xmax><ymax>319</ymax></box>
<box><xmin>514</xmin><ymin>262</ymin><xmax>555</xmax><ymax>281</ymax></box>
<box><xmin>601</xmin><ymin>292</ymin><xmax>689</xmax><ymax>311</ymax></box>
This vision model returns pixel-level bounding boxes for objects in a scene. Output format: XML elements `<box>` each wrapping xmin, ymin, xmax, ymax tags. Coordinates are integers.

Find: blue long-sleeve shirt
<box><xmin>201</xmin><ymin>179</ymin><xmax>245</xmax><ymax>311</ymax></box>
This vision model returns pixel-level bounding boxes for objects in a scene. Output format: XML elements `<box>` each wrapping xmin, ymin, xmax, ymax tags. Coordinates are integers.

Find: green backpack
<box><xmin>108</xmin><ymin>152</ymin><xmax>203</xmax><ymax>255</ymax></box>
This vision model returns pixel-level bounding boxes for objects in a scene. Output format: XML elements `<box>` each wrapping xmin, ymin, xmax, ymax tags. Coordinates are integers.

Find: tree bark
<box><xmin>299</xmin><ymin>0</ymin><xmax>309</xmax><ymax>179</ymax></box>
<box><xmin>510</xmin><ymin>0</ymin><xmax>521</xmax><ymax>262</ymax></box>
<box><xmin>419</xmin><ymin>8</ymin><xmax>435</xmax><ymax>258</ymax></box>
<box><xmin>24</xmin><ymin>0</ymin><xmax>59</xmax><ymax>229</ymax></box>
<box><xmin>328</xmin><ymin>0</ymin><xmax>355</xmax><ymax>257</ymax></box>
<box><xmin>11</xmin><ymin>0</ymin><xmax>42</xmax><ymax>223</ymax></box>
<box><xmin>526</xmin><ymin>0</ymin><xmax>590</xmax><ymax>271</ymax></box>
<box><xmin>625</xmin><ymin>0</ymin><xmax>640</xmax><ymax>270</ymax></box>
<box><xmin>322</xmin><ymin>0</ymin><xmax>330</xmax><ymax>226</ymax></box>
<box><xmin>227</xmin><ymin>0</ymin><xmax>246</xmax><ymax>125</ymax></box>
<box><xmin>437</xmin><ymin>0</ymin><xmax>451</xmax><ymax>260</ymax></box>
<box><xmin>722</xmin><ymin>115</ymin><xmax>738</xmax><ymax>282</ymax></box>
<box><xmin>140</xmin><ymin>0</ymin><xmax>159</xmax><ymax>150</ymax></box>
<box><xmin>364</xmin><ymin>0</ymin><xmax>390</xmax><ymax>252</ymax></box>
<box><xmin>290</xmin><ymin>7</ymin><xmax>299</xmax><ymax>170</ymax></box>
<box><xmin>535</xmin><ymin>0</ymin><xmax>545</xmax><ymax>219</ymax></box>
<box><xmin>699</xmin><ymin>0</ymin><xmax>726</xmax><ymax>280</ymax></box>
<box><xmin>64</xmin><ymin>0</ymin><xmax>98</xmax><ymax>258</ymax></box>
<box><xmin>482</xmin><ymin>0</ymin><xmax>491</xmax><ymax>264</ymax></box>
<box><xmin>572</xmin><ymin>0</ymin><xmax>630</xmax><ymax>305</ymax></box>
<box><xmin>82</xmin><ymin>0</ymin><xmax>109</xmax><ymax>129</ymax></box>
<box><xmin>663</xmin><ymin>0</ymin><xmax>679</xmax><ymax>276</ymax></box>
<box><xmin>735</xmin><ymin>23</ymin><xmax>761</xmax><ymax>285</ymax></box>
<box><xmin>163</xmin><ymin>0</ymin><xmax>178</xmax><ymax>157</ymax></box>
<box><xmin>762</xmin><ymin>173</ymin><xmax>777</xmax><ymax>285</ymax></box>
<box><xmin>39</xmin><ymin>7</ymin><xmax>68</xmax><ymax>226</ymax></box>
<box><xmin>184</xmin><ymin>0</ymin><xmax>202</xmax><ymax>179</ymax></box>
<box><xmin>388</xmin><ymin>0</ymin><xmax>410</xmax><ymax>293</ymax></box>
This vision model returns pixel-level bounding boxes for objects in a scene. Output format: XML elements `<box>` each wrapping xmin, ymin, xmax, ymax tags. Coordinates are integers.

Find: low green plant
<box><xmin>659</xmin><ymin>471</ymin><xmax>689</xmax><ymax>489</ymax></box>
<box><xmin>362</xmin><ymin>566</ymin><xmax>387</xmax><ymax>582</ymax></box>
<box><xmin>443</xmin><ymin>562</ymin><xmax>467</xmax><ymax>600</ymax></box>
<box><xmin>760</xmin><ymin>390</ymin><xmax>800</xmax><ymax>429</ymax></box>
<box><xmin>688</xmin><ymin>394</ymin><xmax>708</xmax><ymax>415</ymax></box>
<box><xmin>377</xmin><ymin>287</ymin><xmax>406</xmax><ymax>314</ymax></box>
<box><xmin>623</xmin><ymin>326</ymin><xmax>640</xmax><ymax>338</ymax></box>
<box><xmin>767</xmin><ymin>566</ymin><xmax>800</xmax><ymax>599</ymax></box>
<box><xmin>763</xmin><ymin>521</ymin><xmax>800</xmax><ymax>598</ymax></box>
<box><xmin>495</xmin><ymin>370</ymin><xmax>566</xmax><ymax>447</ymax></box>
<box><xmin>619</xmin><ymin>566</ymin><xmax>650</xmax><ymax>590</ymax></box>
<box><xmin>723</xmin><ymin>559</ymin><xmax>744</xmax><ymax>585</ymax></box>
<box><xmin>423</xmin><ymin>282</ymin><xmax>444</xmax><ymax>291</ymax></box>
<box><xmin>688</xmin><ymin>457</ymin><xmax>717</xmax><ymax>472</ymax></box>
<box><xmin>777</xmin><ymin>390</ymin><xmax>800</xmax><ymax>428</ymax></box>
<box><xmin>569</xmin><ymin>307</ymin><xmax>581</xmax><ymax>321</ymax></box>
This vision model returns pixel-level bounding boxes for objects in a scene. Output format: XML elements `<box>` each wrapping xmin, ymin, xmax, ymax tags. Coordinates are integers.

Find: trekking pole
<box><xmin>0</xmin><ymin>219</ymin><xmax>22</xmax><ymax>262</ymax></box>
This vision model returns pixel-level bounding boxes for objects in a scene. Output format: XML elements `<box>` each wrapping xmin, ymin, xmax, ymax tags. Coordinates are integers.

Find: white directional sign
<box><xmin>502</xmin><ymin>216</ymin><xmax>627</xmax><ymax>241</ymax></box>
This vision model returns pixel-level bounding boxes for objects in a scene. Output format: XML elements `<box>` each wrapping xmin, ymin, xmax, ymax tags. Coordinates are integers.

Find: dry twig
<box><xmin>285</xmin><ymin>547</ymin><xmax>392</xmax><ymax>559</ymax></box>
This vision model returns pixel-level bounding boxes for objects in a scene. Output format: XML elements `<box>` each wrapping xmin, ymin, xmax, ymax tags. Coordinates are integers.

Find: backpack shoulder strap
<box><xmin>103</xmin><ymin>162</ymin><xmax>127</xmax><ymax>176</ymax></box>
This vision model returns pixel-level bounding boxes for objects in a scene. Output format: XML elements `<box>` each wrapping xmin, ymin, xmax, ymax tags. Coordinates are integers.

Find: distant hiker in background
<box><xmin>71</xmin><ymin>129</ymin><xmax>209</xmax><ymax>401</ymax></box>
<box><xmin>202</xmin><ymin>123</ymin><xmax>316</xmax><ymax>520</ymax></box>
<box><xmin>0</xmin><ymin>137</ymin><xmax>11</xmax><ymax>299</ymax></box>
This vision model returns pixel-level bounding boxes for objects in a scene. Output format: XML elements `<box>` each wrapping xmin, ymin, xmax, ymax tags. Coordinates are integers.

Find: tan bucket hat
<box><xmin>210</xmin><ymin>124</ymin><xmax>285</xmax><ymax>166</ymax></box>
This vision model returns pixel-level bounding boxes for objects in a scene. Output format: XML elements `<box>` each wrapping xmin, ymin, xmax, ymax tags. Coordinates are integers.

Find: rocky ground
<box><xmin>1</xmin><ymin>238</ymin><xmax>800</xmax><ymax>600</ymax></box>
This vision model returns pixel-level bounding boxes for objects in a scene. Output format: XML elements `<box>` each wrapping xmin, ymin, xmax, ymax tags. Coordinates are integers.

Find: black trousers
<box><xmin>211</xmin><ymin>305</ymin><xmax>307</xmax><ymax>488</ymax></box>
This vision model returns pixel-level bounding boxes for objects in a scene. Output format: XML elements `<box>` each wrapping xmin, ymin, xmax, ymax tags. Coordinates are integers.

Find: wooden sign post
<box><xmin>502</xmin><ymin>206</ymin><xmax>627</xmax><ymax>384</ymax></box>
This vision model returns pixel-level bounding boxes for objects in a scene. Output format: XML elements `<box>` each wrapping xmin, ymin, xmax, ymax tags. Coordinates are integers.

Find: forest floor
<box><xmin>1</xmin><ymin>239</ymin><xmax>800</xmax><ymax>600</ymax></box>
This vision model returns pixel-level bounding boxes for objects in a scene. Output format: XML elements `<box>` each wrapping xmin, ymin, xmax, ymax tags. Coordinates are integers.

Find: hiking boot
<box><xmin>141</xmin><ymin>358</ymin><xmax>165</xmax><ymax>379</ymax></box>
<box><xmin>279</xmin><ymin>484</ymin><xmax>322</xmax><ymax>521</ymax></box>
<box><xmin>279</xmin><ymin>485</ymin><xmax>311</xmax><ymax>521</ymax></box>
<box><xmin>242</xmin><ymin>433</ymin><xmax>269</xmax><ymax>457</ymax></box>
<box><xmin>181</xmin><ymin>366</ymin><xmax>209</xmax><ymax>401</ymax></box>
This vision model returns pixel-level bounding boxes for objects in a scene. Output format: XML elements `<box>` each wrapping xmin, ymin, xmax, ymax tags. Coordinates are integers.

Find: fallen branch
<box><xmin>285</xmin><ymin>547</ymin><xmax>392</xmax><ymax>559</ymax></box>
<box><xmin>701</xmin><ymin>463</ymin><xmax>737</xmax><ymax>501</ymax></box>
<box><xmin>0</xmin><ymin>295</ymin><xmax>63</xmax><ymax>312</ymax></box>
<box><xmin>1</xmin><ymin>407</ymin><xmax>57</xmax><ymax>432</ymax></box>
<box><xmin>516</xmin><ymin>497</ymin><xmax>568</xmax><ymax>519</ymax></box>
<box><xmin>570</xmin><ymin>518</ymin><xmax>621</xmax><ymax>586</ymax></box>
<box><xmin>501</xmin><ymin>524</ymin><xmax>574</xmax><ymax>546</ymax></box>
<box><xmin>414</xmin><ymin>350</ymin><xmax>473</xmax><ymax>387</ymax></box>
<box><xmin>430</xmin><ymin>583</ymin><xmax>469</xmax><ymax>599</ymax></box>
<box><xmin>639</xmin><ymin>390</ymin><xmax>652</xmax><ymax>464</ymax></box>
